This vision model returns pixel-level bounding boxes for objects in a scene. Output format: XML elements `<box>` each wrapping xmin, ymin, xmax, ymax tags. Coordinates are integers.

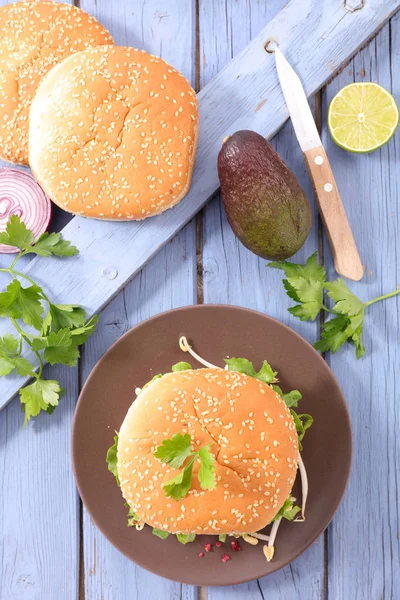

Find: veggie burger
<box><xmin>107</xmin><ymin>337</ymin><xmax>311</xmax><ymax>561</ymax></box>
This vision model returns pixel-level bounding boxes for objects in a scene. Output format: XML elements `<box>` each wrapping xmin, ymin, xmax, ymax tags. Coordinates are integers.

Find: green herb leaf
<box><xmin>106</xmin><ymin>434</ymin><xmax>120</xmax><ymax>485</ymax></box>
<box><xmin>26</xmin><ymin>232</ymin><xmax>79</xmax><ymax>257</ymax></box>
<box><xmin>225</xmin><ymin>357</ymin><xmax>277</xmax><ymax>383</ymax></box>
<box><xmin>14</xmin><ymin>357</ymin><xmax>34</xmax><ymax>376</ymax></box>
<box><xmin>43</xmin><ymin>329</ymin><xmax>80</xmax><ymax>367</ymax></box>
<box><xmin>176</xmin><ymin>533</ymin><xmax>196</xmax><ymax>544</ymax></box>
<box><xmin>272</xmin><ymin>385</ymin><xmax>302</xmax><ymax>408</ymax></box>
<box><xmin>49</xmin><ymin>303</ymin><xmax>87</xmax><ymax>331</ymax></box>
<box><xmin>269</xmin><ymin>252</ymin><xmax>326</xmax><ymax>321</ymax></box>
<box><xmin>163</xmin><ymin>456</ymin><xmax>196</xmax><ymax>501</ymax></box>
<box><xmin>218</xmin><ymin>534</ymin><xmax>227</xmax><ymax>542</ymax></box>
<box><xmin>0</xmin><ymin>280</ymin><xmax>44</xmax><ymax>330</ymax></box>
<box><xmin>0</xmin><ymin>334</ymin><xmax>19</xmax><ymax>357</ymax></box>
<box><xmin>0</xmin><ymin>215</ymin><xmax>34</xmax><ymax>250</ymax></box>
<box><xmin>274</xmin><ymin>496</ymin><xmax>301</xmax><ymax>521</ymax></box>
<box><xmin>290</xmin><ymin>410</ymin><xmax>313</xmax><ymax>450</ymax></box>
<box><xmin>69</xmin><ymin>315</ymin><xmax>99</xmax><ymax>346</ymax></box>
<box><xmin>152</xmin><ymin>528</ymin><xmax>170</xmax><ymax>539</ymax></box>
<box><xmin>325</xmin><ymin>279</ymin><xmax>365</xmax><ymax>316</ymax></box>
<box><xmin>125</xmin><ymin>504</ymin><xmax>140</xmax><ymax>527</ymax></box>
<box><xmin>20</xmin><ymin>379</ymin><xmax>63</xmax><ymax>426</ymax></box>
<box><xmin>140</xmin><ymin>373</ymin><xmax>163</xmax><ymax>393</ymax></box>
<box><xmin>0</xmin><ymin>356</ymin><xmax>16</xmax><ymax>376</ymax></box>
<box><xmin>154</xmin><ymin>433</ymin><xmax>193</xmax><ymax>469</ymax></box>
<box><xmin>171</xmin><ymin>361</ymin><xmax>193</xmax><ymax>372</ymax></box>
<box><xmin>198</xmin><ymin>444</ymin><xmax>216</xmax><ymax>491</ymax></box>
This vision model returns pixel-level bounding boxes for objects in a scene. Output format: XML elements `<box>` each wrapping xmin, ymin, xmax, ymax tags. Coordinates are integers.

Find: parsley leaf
<box><xmin>0</xmin><ymin>280</ymin><xmax>44</xmax><ymax>330</ymax></box>
<box><xmin>152</xmin><ymin>528</ymin><xmax>170</xmax><ymax>540</ymax></box>
<box><xmin>26</xmin><ymin>232</ymin><xmax>78</xmax><ymax>257</ymax></box>
<box><xmin>20</xmin><ymin>379</ymin><xmax>63</xmax><ymax>426</ymax></box>
<box><xmin>0</xmin><ymin>215</ymin><xmax>34</xmax><ymax>250</ymax></box>
<box><xmin>42</xmin><ymin>329</ymin><xmax>80</xmax><ymax>367</ymax></box>
<box><xmin>225</xmin><ymin>357</ymin><xmax>277</xmax><ymax>383</ymax></box>
<box><xmin>198</xmin><ymin>444</ymin><xmax>217</xmax><ymax>491</ymax></box>
<box><xmin>163</xmin><ymin>456</ymin><xmax>196</xmax><ymax>500</ymax></box>
<box><xmin>325</xmin><ymin>279</ymin><xmax>365</xmax><ymax>316</ymax></box>
<box><xmin>106</xmin><ymin>434</ymin><xmax>120</xmax><ymax>485</ymax></box>
<box><xmin>155</xmin><ymin>434</ymin><xmax>217</xmax><ymax>499</ymax></box>
<box><xmin>269</xmin><ymin>252</ymin><xmax>326</xmax><ymax>321</ymax></box>
<box><xmin>69</xmin><ymin>315</ymin><xmax>99</xmax><ymax>346</ymax></box>
<box><xmin>154</xmin><ymin>433</ymin><xmax>193</xmax><ymax>469</ymax></box>
<box><xmin>0</xmin><ymin>357</ymin><xmax>16</xmax><ymax>376</ymax></box>
<box><xmin>49</xmin><ymin>304</ymin><xmax>87</xmax><ymax>331</ymax></box>
<box><xmin>0</xmin><ymin>334</ymin><xmax>19</xmax><ymax>357</ymax></box>
<box><xmin>171</xmin><ymin>361</ymin><xmax>193</xmax><ymax>372</ymax></box>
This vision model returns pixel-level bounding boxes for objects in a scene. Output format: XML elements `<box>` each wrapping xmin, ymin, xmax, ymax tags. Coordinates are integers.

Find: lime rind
<box><xmin>328</xmin><ymin>82</ymin><xmax>399</xmax><ymax>153</ymax></box>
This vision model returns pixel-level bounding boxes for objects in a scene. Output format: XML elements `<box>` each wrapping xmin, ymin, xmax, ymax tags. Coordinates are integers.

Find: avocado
<box><xmin>218</xmin><ymin>130</ymin><xmax>312</xmax><ymax>260</ymax></box>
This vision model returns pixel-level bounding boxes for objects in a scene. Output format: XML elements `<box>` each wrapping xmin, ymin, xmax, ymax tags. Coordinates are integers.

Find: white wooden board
<box><xmin>0</xmin><ymin>0</ymin><xmax>399</xmax><ymax>409</ymax></box>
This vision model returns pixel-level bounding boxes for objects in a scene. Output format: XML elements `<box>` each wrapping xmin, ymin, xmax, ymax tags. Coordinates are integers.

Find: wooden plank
<box><xmin>78</xmin><ymin>1</ymin><xmax>198</xmax><ymax>598</ymax></box>
<box><xmin>322</xmin><ymin>17</ymin><xmax>400</xmax><ymax>600</ymax></box>
<box><xmin>0</xmin><ymin>3</ymin><xmax>81</xmax><ymax>599</ymax></box>
<box><xmin>1</xmin><ymin>0</ymin><xmax>399</xmax><ymax>410</ymax></box>
<box><xmin>200</xmin><ymin>2</ymin><xmax>325</xmax><ymax>599</ymax></box>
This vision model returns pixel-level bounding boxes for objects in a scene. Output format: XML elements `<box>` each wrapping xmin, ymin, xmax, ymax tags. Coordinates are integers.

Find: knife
<box><xmin>274</xmin><ymin>47</ymin><xmax>364</xmax><ymax>281</ymax></box>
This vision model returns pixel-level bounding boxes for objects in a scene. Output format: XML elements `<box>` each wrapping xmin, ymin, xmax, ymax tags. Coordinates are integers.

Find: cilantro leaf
<box><xmin>225</xmin><ymin>357</ymin><xmax>277</xmax><ymax>383</ymax></box>
<box><xmin>163</xmin><ymin>456</ymin><xmax>196</xmax><ymax>501</ymax></box>
<box><xmin>106</xmin><ymin>434</ymin><xmax>120</xmax><ymax>485</ymax></box>
<box><xmin>198</xmin><ymin>444</ymin><xmax>216</xmax><ymax>491</ymax></box>
<box><xmin>152</xmin><ymin>528</ymin><xmax>170</xmax><ymax>540</ymax></box>
<box><xmin>171</xmin><ymin>361</ymin><xmax>193</xmax><ymax>372</ymax></box>
<box><xmin>0</xmin><ymin>215</ymin><xmax>34</xmax><ymax>250</ymax></box>
<box><xmin>49</xmin><ymin>303</ymin><xmax>87</xmax><ymax>331</ymax></box>
<box><xmin>154</xmin><ymin>433</ymin><xmax>193</xmax><ymax>469</ymax></box>
<box><xmin>269</xmin><ymin>252</ymin><xmax>326</xmax><ymax>321</ymax></box>
<box><xmin>176</xmin><ymin>533</ymin><xmax>196</xmax><ymax>544</ymax></box>
<box><xmin>0</xmin><ymin>334</ymin><xmax>19</xmax><ymax>357</ymax></box>
<box><xmin>20</xmin><ymin>379</ymin><xmax>63</xmax><ymax>426</ymax></box>
<box><xmin>42</xmin><ymin>329</ymin><xmax>80</xmax><ymax>367</ymax></box>
<box><xmin>26</xmin><ymin>232</ymin><xmax>79</xmax><ymax>257</ymax></box>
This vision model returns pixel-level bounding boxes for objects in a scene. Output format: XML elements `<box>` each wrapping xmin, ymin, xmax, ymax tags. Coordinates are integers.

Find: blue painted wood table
<box><xmin>0</xmin><ymin>1</ymin><xmax>399</xmax><ymax>599</ymax></box>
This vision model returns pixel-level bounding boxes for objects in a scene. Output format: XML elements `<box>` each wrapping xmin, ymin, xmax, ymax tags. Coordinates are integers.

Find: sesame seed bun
<box><xmin>0</xmin><ymin>1</ymin><xmax>113</xmax><ymax>165</ymax></box>
<box><xmin>117</xmin><ymin>369</ymin><xmax>299</xmax><ymax>535</ymax></box>
<box><xmin>29</xmin><ymin>45</ymin><xmax>198</xmax><ymax>220</ymax></box>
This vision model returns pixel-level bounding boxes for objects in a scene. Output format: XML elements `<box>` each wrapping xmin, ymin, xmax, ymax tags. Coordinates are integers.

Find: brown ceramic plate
<box><xmin>72</xmin><ymin>305</ymin><xmax>351</xmax><ymax>586</ymax></box>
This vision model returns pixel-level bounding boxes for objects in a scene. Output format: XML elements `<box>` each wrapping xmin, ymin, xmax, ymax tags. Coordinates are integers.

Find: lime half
<box><xmin>328</xmin><ymin>82</ymin><xmax>399</xmax><ymax>153</ymax></box>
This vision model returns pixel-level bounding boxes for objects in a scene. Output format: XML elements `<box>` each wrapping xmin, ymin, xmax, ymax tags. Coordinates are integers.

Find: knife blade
<box><xmin>274</xmin><ymin>47</ymin><xmax>321</xmax><ymax>152</ymax></box>
<box><xmin>274</xmin><ymin>47</ymin><xmax>364</xmax><ymax>281</ymax></box>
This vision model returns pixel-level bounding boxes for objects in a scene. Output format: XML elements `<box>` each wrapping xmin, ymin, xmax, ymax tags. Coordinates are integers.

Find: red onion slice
<box><xmin>0</xmin><ymin>167</ymin><xmax>51</xmax><ymax>254</ymax></box>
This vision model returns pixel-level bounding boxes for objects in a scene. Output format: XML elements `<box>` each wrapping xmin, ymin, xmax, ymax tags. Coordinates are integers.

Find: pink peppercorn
<box><xmin>198</xmin><ymin>552</ymin><xmax>204</xmax><ymax>558</ymax></box>
<box><xmin>221</xmin><ymin>554</ymin><xmax>231</xmax><ymax>563</ymax></box>
<box><xmin>216</xmin><ymin>541</ymin><xmax>222</xmax><ymax>547</ymax></box>
<box><xmin>204</xmin><ymin>543</ymin><xmax>212</xmax><ymax>552</ymax></box>
<box><xmin>231</xmin><ymin>540</ymin><xmax>241</xmax><ymax>552</ymax></box>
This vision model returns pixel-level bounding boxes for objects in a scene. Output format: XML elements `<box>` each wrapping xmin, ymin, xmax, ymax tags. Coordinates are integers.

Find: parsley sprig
<box><xmin>0</xmin><ymin>215</ymin><xmax>98</xmax><ymax>424</ymax></box>
<box><xmin>269</xmin><ymin>252</ymin><xmax>400</xmax><ymax>358</ymax></box>
<box><xmin>154</xmin><ymin>433</ymin><xmax>217</xmax><ymax>500</ymax></box>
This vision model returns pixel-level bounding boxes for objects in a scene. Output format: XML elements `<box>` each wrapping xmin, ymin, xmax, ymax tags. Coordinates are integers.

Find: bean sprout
<box><xmin>179</xmin><ymin>336</ymin><xmax>220</xmax><ymax>369</ymax></box>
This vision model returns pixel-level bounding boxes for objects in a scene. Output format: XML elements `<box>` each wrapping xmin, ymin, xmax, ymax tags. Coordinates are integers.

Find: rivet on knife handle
<box><xmin>303</xmin><ymin>146</ymin><xmax>364</xmax><ymax>281</ymax></box>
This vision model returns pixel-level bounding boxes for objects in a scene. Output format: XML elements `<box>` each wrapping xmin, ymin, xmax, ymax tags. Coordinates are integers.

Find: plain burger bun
<box><xmin>0</xmin><ymin>1</ymin><xmax>113</xmax><ymax>165</ymax></box>
<box><xmin>117</xmin><ymin>368</ymin><xmax>299</xmax><ymax>535</ymax></box>
<box><xmin>29</xmin><ymin>46</ymin><xmax>199</xmax><ymax>220</ymax></box>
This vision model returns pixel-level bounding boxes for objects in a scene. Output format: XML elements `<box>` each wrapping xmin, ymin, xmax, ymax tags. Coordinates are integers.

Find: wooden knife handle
<box><xmin>303</xmin><ymin>146</ymin><xmax>364</xmax><ymax>281</ymax></box>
